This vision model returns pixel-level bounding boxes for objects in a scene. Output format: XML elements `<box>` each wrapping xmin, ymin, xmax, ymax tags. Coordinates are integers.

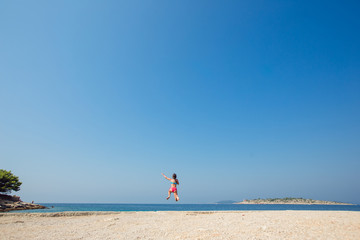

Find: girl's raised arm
<box><xmin>162</xmin><ymin>173</ymin><xmax>171</xmax><ymax>180</ymax></box>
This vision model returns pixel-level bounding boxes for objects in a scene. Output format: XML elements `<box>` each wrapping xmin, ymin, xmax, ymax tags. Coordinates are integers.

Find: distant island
<box><xmin>236</xmin><ymin>197</ymin><xmax>353</xmax><ymax>205</ymax></box>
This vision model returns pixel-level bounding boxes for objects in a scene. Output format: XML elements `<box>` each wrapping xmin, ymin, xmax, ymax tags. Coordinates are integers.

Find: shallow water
<box><xmin>12</xmin><ymin>203</ymin><xmax>360</xmax><ymax>213</ymax></box>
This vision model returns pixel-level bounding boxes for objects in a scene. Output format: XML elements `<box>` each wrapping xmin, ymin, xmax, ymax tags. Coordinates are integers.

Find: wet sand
<box><xmin>1</xmin><ymin>211</ymin><xmax>360</xmax><ymax>239</ymax></box>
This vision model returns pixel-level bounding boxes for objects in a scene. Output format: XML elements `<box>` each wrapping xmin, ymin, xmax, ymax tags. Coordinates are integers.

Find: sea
<box><xmin>12</xmin><ymin>203</ymin><xmax>360</xmax><ymax>213</ymax></box>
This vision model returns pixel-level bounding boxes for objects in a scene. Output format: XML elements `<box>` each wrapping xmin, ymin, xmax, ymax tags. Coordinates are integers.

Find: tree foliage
<box><xmin>0</xmin><ymin>169</ymin><xmax>22</xmax><ymax>193</ymax></box>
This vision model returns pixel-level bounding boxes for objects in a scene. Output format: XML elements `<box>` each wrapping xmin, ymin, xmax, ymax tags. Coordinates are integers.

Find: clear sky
<box><xmin>1</xmin><ymin>1</ymin><xmax>359</xmax><ymax>204</ymax></box>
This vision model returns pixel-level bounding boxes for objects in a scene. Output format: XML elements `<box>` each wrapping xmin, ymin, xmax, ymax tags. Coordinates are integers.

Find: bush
<box><xmin>0</xmin><ymin>169</ymin><xmax>22</xmax><ymax>194</ymax></box>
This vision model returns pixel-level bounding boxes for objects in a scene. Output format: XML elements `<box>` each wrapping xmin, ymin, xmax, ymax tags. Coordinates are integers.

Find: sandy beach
<box><xmin>1</xmin><ymin>211</ymin><xmax>359</xmax><ymax>240</ymax></box>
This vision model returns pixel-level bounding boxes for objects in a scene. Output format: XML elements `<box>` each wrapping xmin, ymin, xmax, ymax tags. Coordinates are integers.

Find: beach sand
<box><xmin>1</xmin><ymin>211</ymin><xmax>360</xmax><ymax>239</ymax></box>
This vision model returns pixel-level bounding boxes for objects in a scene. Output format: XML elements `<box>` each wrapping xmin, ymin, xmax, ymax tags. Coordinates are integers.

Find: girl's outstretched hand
<box><xmin>162</xmin><ymin>173</ymin><xmax>170</xmax><ymax>180</ymax></box>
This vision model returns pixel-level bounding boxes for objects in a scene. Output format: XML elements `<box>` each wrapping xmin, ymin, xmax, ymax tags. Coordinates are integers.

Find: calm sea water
<box><xmin>12</xmin><ymin>203</ymin><xmax>360</xmax><ymax>213</ymax></box>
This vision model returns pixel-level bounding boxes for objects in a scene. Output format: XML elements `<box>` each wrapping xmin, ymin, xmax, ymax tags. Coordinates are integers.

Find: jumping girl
<box><xmin>162</xmin><ymin>173</ymin><xmax>180</xmax><ymax>201</ymax></box>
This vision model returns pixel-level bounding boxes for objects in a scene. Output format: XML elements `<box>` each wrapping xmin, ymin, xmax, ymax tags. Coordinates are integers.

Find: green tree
<box><xmin>0</xmin><ymin>169</ymin><xmax>22</xmax><ymax>194</ymax></box>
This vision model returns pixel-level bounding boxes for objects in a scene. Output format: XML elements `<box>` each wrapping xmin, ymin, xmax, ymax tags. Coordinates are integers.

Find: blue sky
<box><xmin>1</xmin><ymin>1</ymin><xmax>359</xmax><ymax>204</ymax></box>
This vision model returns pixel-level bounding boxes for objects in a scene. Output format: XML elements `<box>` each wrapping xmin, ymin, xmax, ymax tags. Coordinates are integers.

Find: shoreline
<box><xmin>1</xmin><ymin>209</ymin><xmax>360</xmax><ymax>218</ymax></box>
<box><xmin>3</xmin><ymin>202</ymin><xmax>359</xmax><ymax>214</ymax></box>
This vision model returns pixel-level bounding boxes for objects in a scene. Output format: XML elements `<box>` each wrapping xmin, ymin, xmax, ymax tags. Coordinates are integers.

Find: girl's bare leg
<box><xmin>174</xmin><ymin>192</ymin><xmax>179</xmax><ymax>201</ymax></box>
<box><xmin>166</xmin><ymin>190</ymin><xmax>171</xmax><ymax>200</ymax></box>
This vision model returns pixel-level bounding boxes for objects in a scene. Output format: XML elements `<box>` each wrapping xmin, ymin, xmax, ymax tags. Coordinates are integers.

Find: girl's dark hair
<box><xmin>172</xmin><ymin>173</ymin><xmax>177</xmax><ymax>179</ymax></box>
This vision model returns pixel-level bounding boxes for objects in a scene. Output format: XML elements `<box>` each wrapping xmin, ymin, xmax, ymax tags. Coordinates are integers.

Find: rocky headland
<box><xmin>0</xmin><ymin>194</ymin><xmax>47</xmax><ymax>212</ymax></box>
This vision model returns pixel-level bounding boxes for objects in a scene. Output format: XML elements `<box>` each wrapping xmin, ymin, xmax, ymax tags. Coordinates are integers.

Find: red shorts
<box><xmin>169</xmin><ymin>187</ymin><xmax>177</xmax><ymax>192</ymax></box>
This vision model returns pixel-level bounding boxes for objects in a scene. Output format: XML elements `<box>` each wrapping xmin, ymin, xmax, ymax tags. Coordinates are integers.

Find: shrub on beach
<box><xmin>0</xmin><ymin>169</ymin><xmax>22</xmax><ymax>194</ymax></box>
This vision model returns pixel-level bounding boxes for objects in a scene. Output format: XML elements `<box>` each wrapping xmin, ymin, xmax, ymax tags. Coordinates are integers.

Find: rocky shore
<box><xmin>0</xmin><ymin>194</ymin><xmax>47</xmax><ymax>212</ymax></box>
